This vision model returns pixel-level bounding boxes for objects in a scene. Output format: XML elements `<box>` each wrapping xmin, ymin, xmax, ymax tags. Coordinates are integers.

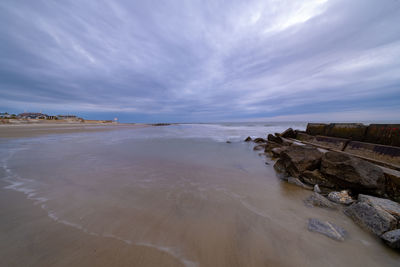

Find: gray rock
<box><xmin>288</xmin><ymin>177</ymin><xmax>313</xmax><ymax>190</ymax></box>
<box><xmin>314</xmin><ymin>184</ymin><xmax>321</xmax><ymax>193</ymax></box>
<box><xmin>301</xmin><ymin>169</ymin><xmax>336</xmax><ymax>188</ymax></box>
<box><xmin>328</xmin><ymin>190</ymin><xmax>354</xmax><ymax>205</ymax></box>
<box><xmin>344</xmin><ymin>201</ymin><xmax>397</xmax><ymax>236</ymax></box>
<box><xmin>381</xmin><ymin>229</ymin><xmax>400</xmax><ymax>249</ymax></box>
<box><xmin>279</xmin><ymin>146</ymin><xmax>324</xmax><ymax>178</ymax></box>
<box><xmin>357</xmin><ymin>194</ymin><xmax>400</xmax><ymax>220</ymax></box>
<box><xmin>304</xmin><ymin>193</ymin><xmax>338</xmax><ymax>209</ymax></box>
<box><xmin>321</xmin><ymin>152</ymin><xmax>385</xmax><ymax>195</ymax></box>
<box><xmin>308</xmin><ymin>218</ymin><xmax>347</xmax><ymax>241</ymax></box>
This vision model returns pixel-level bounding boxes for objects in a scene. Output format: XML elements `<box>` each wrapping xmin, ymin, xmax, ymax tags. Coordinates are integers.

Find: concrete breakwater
<box><xmin>298</xmin><ymin>123</ymin><xmax>400</xmax><ymax>167</ymax></box>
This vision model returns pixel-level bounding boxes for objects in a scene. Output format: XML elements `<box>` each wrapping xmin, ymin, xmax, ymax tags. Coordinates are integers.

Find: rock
<box><xmin>321</xmin><ymin>151</ymin><xmax>385</xmax><ymax>195</ymax></box>
<box><xmin>304</xmin><ymin>193</ymin><xmax>338</xmax><ymax>209</ymax></box>
<box><xmin>288</xmin><ymin>177</ymin><xmax>313</xmax><ymax>190</ymax></box>
<box><xmin>344</xmin><ymin>196</ymin><xmax>398</xmax><ymax>236</ymax></box>
<box><xmin>226</xmin><ymin>141</ymin><xmax>231</xmax><ymax>144</ymax></box>
<box><xmin>267</xmin><ymin>134</ymin><xmax>283</xmax><ymax>144</ymax></box>
<box><xmin>381</xmin><ymin>229</ymin><xmax>400</xmax><ymax>249</ymax></box>
<box><xmin>382</xmin><ymin>167</ymin><xmax>400</xmax><ymax>203</ymax></box>
<box><xmin>253</xmin><ymin>144</ymin><xmax>266</xmax><ymax>151</ymax></box>
<box><xmin>273</xmin><ymin>159</ymin><xmax>289</xmax><ymax>178</ymax></box>
<box><xmin>314</xmin><ymin>184</ymin><xmax>321</xmax><ymax>193</ymax></box>
<box><xmin>301</xmin><ymin>170</ymin><xmax>335</xmax><ymax>188</ymax></box>
<box><xmin>244</xmin><ymin>136</ymin><xmax>252</xmax><ymax>142</ymax></box>
<box><xmin>307</xmin><ymin>218</ymin><xmax>347</xmax><ymax>241</ymax></box>
<box><xmin>271</xmin><ymin>147</ymin><xmax>289</xmax><ymax>158</ymax></box>
<box><xmin>281</xmin><ymin>128</ymin><xmax>296</xmax><ymax>139</ymax></box>
<box><xmin>357</xmin><ymin>194</ymin><xmax>400</xmax><ymax>220</ymax></box>
<box><xmin>278</xmin><ymin>146</ymin><xmax>324</xmax><ymax>178</ymax></box>
<box><xmin>264</xmin><ymin>142</ymin><xmax>282</xmax><ymax>153</ymax></box>
<box><xmin>254</xmin><ymin>138</ymin><xmax>267</xmax><ymax>143</ymax></box>
<box><xmin>328</xmin><ymin>190</ymin><xmax>354</xmax><ymax>205</ymax></box>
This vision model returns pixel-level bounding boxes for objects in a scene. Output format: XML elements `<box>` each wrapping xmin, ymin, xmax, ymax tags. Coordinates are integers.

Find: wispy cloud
<box><xmin>0</xmin><ymin>0</ymin><xmax>399</xmax><ymax>122</ymax></box>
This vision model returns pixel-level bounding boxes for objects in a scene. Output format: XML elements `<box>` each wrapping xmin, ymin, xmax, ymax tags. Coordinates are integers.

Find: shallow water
<box><xmin>1</xmin><ymin>124</ymin><xmax>399</xmax><ymax>266</ymax></box>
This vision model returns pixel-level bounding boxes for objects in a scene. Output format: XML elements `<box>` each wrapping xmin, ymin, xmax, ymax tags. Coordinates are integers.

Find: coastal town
<box><xmin>0</xmin><ymin>112</ymin><xmax>115</xmax><ymax>124</ymax></box>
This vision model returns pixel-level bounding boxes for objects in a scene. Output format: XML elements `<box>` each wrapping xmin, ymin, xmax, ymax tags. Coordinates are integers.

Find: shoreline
<box><xmin>248</xmin><ymin>124</ymin><xmax>400</xmax><ymax>249</ymax></box>
<box><xmin>0</xmin><ymin>123</ymin><xmax>150</xmax><ymax>139</ymax></box>
<box><xmin>1</xmin><ymin>123</ymin><xmax>399</xmax><ymax>265</ymax></box>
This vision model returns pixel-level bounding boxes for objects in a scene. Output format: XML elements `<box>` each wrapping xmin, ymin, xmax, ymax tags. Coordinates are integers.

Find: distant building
<box><xmin>0</xmin><ymin>113</ymin><xmax>11</xmax><ymax>119</ymax></box>
<box><xmin>17</xmin><ymin>112</ymin><xmax>48</xmax><ymax>119</ymax></box>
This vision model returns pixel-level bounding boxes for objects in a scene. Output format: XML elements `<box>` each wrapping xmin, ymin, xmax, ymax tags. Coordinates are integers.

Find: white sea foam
<box><xmin>97</xmin><ymin>122</ymin><xmax>307</xmax><ymax>144</ymax></box>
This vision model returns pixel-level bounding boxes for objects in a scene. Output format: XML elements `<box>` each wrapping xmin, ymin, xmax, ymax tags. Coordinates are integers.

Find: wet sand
<box><xmin>0</xmin><ymin>179</ymin><xmax>185</xmax><ymax>267</ymax></box>
<box><xmin>1</xmin><ymin>125</ymin><xmax>399</xmax><ymax>266</ymax></box>
<box><xmin>0</xmin><ymin>123</ymin><xmax>148</xmax><ymax>138</ymax></box>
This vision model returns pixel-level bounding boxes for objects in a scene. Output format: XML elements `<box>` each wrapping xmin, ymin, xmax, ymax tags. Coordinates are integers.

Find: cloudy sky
<box><xmin>1</xmin><ymin>0</ymin><xmax>400</xmax><ymax>122</ymax></box>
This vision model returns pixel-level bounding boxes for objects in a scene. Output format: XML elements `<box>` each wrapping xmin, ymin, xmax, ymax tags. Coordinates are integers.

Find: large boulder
<box><xmin>281</xmin><ymin>128</ymin><xmax>296</xmax><ymax>139</ymax></box>
<box><xmin>271</xmin><ymin>147</ymin><xmax>289</xmax><ymax>158</ymax></box>
<box><xmin>300</xmin><ymin>170</ymin><xmax>335</xmax><ymax>189</ymax></box>
<box><xmin>276</xmin><ymin>146</ymin><xmax>324</xmax><ymax>178</ymax></box>
<box><xmin>344</xmin><ymin>194</ymin><xmax>400</xmax><ymax>236</ymax></box>
<box><xmin>264</xmin><ymin>141</ymin><xmax>282</xmax><ymax>153</ymax></box>
<box><xmin>267</xmin><ymin>134</ymin><xmax>283</xmax><ymax>144</ymax></box>
<box><xmin>358</xmin><ymin>195</ymin><xmax>400</xmax><ymax>220</ymax></box>
<box><xmin>307</xmin><ymin>218</ymin><xmax>347</xmax><ymax>241</ymax></box>
<box><xmin>381</xmin><ymin>229</ymin><xmax>400</xmax><ymax>249</ymax></box>
<box><xmin>321</xmin><ymin>152</ymin><xmax>385</xmax><ymax>195</ymax></box>
<box><xmin>273</xmin><ymin>158</ymin><xmax>289</xmax><ymax>178</ymax></box>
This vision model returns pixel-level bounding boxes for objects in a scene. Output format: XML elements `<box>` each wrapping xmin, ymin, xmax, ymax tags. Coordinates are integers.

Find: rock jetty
<box><xmin>247</xmin><ymin>123</ymin><xmax>400</xmax><ymax>249</ymax></box>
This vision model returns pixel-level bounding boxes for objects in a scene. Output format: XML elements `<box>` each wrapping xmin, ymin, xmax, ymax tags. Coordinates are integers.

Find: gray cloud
<box><xmin>0</xmin><ymin>0</ymin><xmax>400</xmax><ymax>122</ymax></box>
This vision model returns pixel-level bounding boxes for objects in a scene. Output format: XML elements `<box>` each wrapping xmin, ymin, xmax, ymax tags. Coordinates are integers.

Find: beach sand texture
<box><xmin>1</xmin><ymin>124</ymin><xmax>399</xmax><ymax>266</ymax></box>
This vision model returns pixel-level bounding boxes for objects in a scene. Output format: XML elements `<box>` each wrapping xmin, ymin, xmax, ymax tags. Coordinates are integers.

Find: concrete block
<box><xmin>364</xmin><ymin>124</ymin><xmax>400</xmax><ymax>147</ymax></box>
<box><xmin>325</xmin><ymin>123</ymin><xmax>367</xmax><ymax>141</ymax></box>
<box><xmin>310</xmin><ymin>135</ymin><xmax>349</xmax><ymax>151</ymax></box>
<box><xmin>345</xmin><ymin>141</ymin><xmax>400</xmax><ymax>166</ymax></box>
<box><xmin>306</xmin><ymin>123</ymin><xmax>327</xmax><ymax>136</ymax></box>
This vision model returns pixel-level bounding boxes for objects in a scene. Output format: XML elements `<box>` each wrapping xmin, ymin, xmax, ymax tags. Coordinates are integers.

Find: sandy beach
<box><xmin>0</xmin><ymin>123</ymin><xmax>148</xmax><ymax>138</ymax></box>
<box><xmin>1</xmin><ymin>123</ymin><xmax>399</xmax><ymax>267</ymax></box>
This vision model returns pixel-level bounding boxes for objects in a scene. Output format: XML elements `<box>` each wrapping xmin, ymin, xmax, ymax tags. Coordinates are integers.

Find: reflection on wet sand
<box><xmin>1</xmin><ymin>126</ymin><xmax>399</xmax><ymax>266</ymax></box>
